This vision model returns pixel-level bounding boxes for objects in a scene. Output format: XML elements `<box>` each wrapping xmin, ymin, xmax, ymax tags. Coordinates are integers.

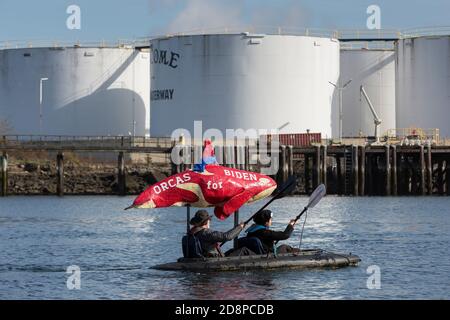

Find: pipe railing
<box><xmin>3</xmin><ymin>26</ymin><xmax>450</xmax><ymax>50</ymax></box>
<box><xmin>0</xmin><ymin>135</ymin><xmax>174</xmax><ymax>149</ymax></box>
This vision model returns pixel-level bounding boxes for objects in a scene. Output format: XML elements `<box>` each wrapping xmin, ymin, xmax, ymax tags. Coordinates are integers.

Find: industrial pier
<box><xmin>279</xmin><ymin>144</ymin><xmax>449</xmax><ymax>196</ymax></box>
<box><xmin>2</xmin><ymin>136</ymin><xmax>449</xmax><ymax>197</ymax></box>
<box><xmin>172</xmin><ymin>143</ymin><xmax>450</xmax><ymax>197</ymax></box>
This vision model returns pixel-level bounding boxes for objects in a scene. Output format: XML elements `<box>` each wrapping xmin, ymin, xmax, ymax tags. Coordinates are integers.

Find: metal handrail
<box><xmin>0</xmin><ymin>135</ymin><xmax>174</xmax><ymax>148</ymax></box>
<box><xmin>2</xmin><ymin>26</ymin><xmax>450</xmax><ymax>50</ymax></box>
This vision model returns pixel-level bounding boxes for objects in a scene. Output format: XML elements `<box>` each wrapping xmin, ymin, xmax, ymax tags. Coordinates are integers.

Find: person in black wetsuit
<box><xmin>189</xmin><ymin>210</ymin><xmax>244</xmax><ymax>257</ymax></box>
<box><xmin>245</xmin><ymin>209</ymin><xmax>300</xmax><ymax>254</ymax></box>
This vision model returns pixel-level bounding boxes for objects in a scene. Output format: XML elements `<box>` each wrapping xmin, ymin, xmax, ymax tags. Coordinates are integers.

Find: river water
<box><xmin>0</xmin><ymin>196</ymin><xmax>449</xmax><ymax>300</ymax></box>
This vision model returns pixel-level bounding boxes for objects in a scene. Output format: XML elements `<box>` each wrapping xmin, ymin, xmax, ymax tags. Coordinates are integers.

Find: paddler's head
<box><xmin>253</xmin><ymin>209</ymin><xmax>273</xmax><ymax>227</ymax></box>
<box><xmin>190</xmin><ymin>210</ymin><xmax>212</xmax><ymax>229</ymax></box>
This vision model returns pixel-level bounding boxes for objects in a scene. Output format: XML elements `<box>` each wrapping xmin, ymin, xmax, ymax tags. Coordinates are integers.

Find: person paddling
<box><xmin>189</xmin><ymin>210</ymin><xmax>244</xmax><ymax>257</ymax></box>
<box><xmin>245</xmin><ymin>209</ymin><xmax>299</xmax><ymax>254</ymax></box>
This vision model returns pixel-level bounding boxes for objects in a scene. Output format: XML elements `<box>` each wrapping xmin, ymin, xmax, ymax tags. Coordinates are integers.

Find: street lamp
<box><xmin>329</xmin><ymin>79</ymin><xmax>352</xmax><ymax>142</ymax></box>
<box><xmin>39</xmin><ymin>77</ymin><xmax>49</xmax><ymax>135</ymax></box>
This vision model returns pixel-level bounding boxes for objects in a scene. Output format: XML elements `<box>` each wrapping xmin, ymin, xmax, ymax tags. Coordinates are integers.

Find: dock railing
<box><xmin>0</xmin><ymin>135</ymin><xmax>174</xmax><ymax>150</ymax></box>
<box><xmin>385</xmin><ymin>128</ymin><xmax>440</xmax><ymax>145</ymax></box>
<box><xmin>3</xmin><ymin>26</ymin><xmax>450</xmax><ymax>50</ymax></box>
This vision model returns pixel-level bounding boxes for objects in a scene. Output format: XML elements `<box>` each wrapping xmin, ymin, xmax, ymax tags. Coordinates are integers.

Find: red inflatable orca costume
<box><xmin>128</xmin><ymin>141</ymin><xmax>277</xmax><ymax>220</ymax></box>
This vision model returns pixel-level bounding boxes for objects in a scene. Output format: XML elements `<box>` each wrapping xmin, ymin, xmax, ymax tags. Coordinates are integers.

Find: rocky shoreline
<box><xmin>3</xmin><ymin>153</ymin><xmax>307</xmax><ymax>196</ymax></box>
<box><xmin>5</xmin><ymin>156</ymin><xmax>171</xmax><ymax>195</ymax></box>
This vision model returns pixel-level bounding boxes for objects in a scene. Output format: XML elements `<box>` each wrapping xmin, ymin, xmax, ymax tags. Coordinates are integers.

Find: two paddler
<box><xmin>188</xmin><ymin>139</ymin><xmax>298</xmax><ymax>257</ymax></box>
<box><xmin>186</xmin><ymin>208</ymin><xmax>299</xmax><ymax>257</ymax></box>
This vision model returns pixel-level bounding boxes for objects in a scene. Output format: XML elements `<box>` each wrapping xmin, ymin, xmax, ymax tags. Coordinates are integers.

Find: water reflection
<box><xmin>146</xmin><ymin>270</ymin><xmax>278</xmax><ymax>300</ymax></box>
<box><xmin>1</xmin><ymin>196</ymin><xmax>449</xmax><ymax>299</ymax></box>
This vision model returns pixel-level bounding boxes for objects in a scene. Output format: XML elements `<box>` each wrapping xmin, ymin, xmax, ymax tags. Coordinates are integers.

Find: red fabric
<box><xmin>131</xmin><ymin>165</ymin><xmax>277</xmax><ymax>220</ymax></box>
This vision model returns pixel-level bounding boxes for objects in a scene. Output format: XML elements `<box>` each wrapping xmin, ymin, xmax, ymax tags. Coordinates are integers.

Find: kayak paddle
<box><xmin>292</xmin><ymin>183</ymin><xmax>326</xmax><ymax>224</ymax></box>
<box><xmin>273</xmin><ymin>183</ymin><xmax>326</xmax><ymax>247</ymax></box>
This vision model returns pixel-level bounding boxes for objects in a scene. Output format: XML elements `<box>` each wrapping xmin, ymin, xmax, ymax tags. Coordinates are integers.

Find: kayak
<box><xmin>152</xmin><ymin>249</ymin><xmax>361</xmax><ymax>272</ymax></box>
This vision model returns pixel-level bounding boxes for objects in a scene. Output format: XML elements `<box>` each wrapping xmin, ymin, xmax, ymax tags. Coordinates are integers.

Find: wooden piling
<box><xmin>427</xmin><ymin>145</ymin><xmax>432</xmax><ymax>195</ymax></box>
<box><xmin>444</xmin><ymin>157</ymin><xmax>450</xmax><ymax>196</ymax></box>
<box><xmin>315</xmin><ymin>145</ymin><xmax>321</xmax><ymax>189</ymax></box>
<box><xmin>385</xmin><ymin>145</ymin><xmax>391</xmax><ymax>196</ymax></box>
<box><xmin>437</xmin><ymin>159</ymin><xmax>444</xmax><ymax>195</ymax></box>
<box><xmin>420</xmin><ymin>145</ymin><xmax>425</xmax><ymax>195</ymax></box>
<box><xmin>56</xmin><ymin>152</ymin><xmax>64</xmax><ymax>197</ymax></box>
<box><xmin>322</xmin><ymin>145</ymin><xmax>327</xmax><ymax>191</ymax></box>
<box><xmin>279</xmin><ymin>145</ymin><xmax>287</xmax><ymax>185</ymax></box>
<box><xmin>244</xmin><ymin>145</ymin><xmax>250</xmax><ymax>171</ymax></box>
<box><xmin>443</xmin><ymin>159</ymin><xmax>447</xmax><ymax>195</ymax></box>
<box><xmin>304</xmin><ymin>154</ymin><xmax>310</xmax><ymax>194</ymax></box>
<box><xmin>353</xmin><ymin>146</ymin><xmax>359</xmax><ymax>196</ymax></box>
<box><xmin>405</xmin><ymin>154</ymin><xmax>412</xmax><ymax>195</ymax></box>
<box><xmin>367</xmin><ymin>151</ymin><xmax>373</xmax><ymax>196</ymax></box>
<box><xmin>229</xmin><ymin>145</ymin><xmax>236</xmax><ymax>169</ymax></box>
<box><xmin>392</xmin><ymin>145</ymin><xmax>397</xmax><ymax>196</ymax></box>
<box><xmin>331</xmin><ymin>156</ymin><xmax>338</xmax><ymax>195</ymax></box>
<box><xmin>336</xmin><ymin>156</ymin><xmax>342</xmax><ymax>195</ymax></box>
<box><xmin>287</xmin><ymin>145</ymin><xmax>294</xmax><ymax>177</ymax></box>
<box><xmin>193</xmin><ymin>143</ymin><xmax>201</xmax><ymax>170</ymax></box>
<box><xmin>236</xmin><ymin>146</ymin><xmax>241</xmax><ymax>170</ymax></box>
<box><xmin>234</xmin><ymin>145</ymin><xmax>239</xmax><ymax>169</ymax></box>
<box><xmin>222</xmin><ymin>145</ymin><xmax>227</xmax><ymax>167</ymax></box>
<box><xmin>234</xmin><ymin>210</ymin><xmax>239</xmax><ymax>250</ymax></box>
<box><xmin>173</xmin><ymin>140</ymin><xmax>184</xmax><ymax>174</ymax></box>
<box><xmin>360</xmin><ymin>146</ymin><xmax>365</xmax><ymax>196</ymax></box>
<box><xmin>118</xmin><ymin>151</ymin><xmax>126</xmax><ymax>196</ymax></box>
<box><xmin>239</xmin><ymin>146</ymin><xmax>245</xmax><ymax>170</ymax></box>
<box><xmin>1</xmin><ymin>153</ymin><xmax>8</xmax><ymax>197</ymax></box>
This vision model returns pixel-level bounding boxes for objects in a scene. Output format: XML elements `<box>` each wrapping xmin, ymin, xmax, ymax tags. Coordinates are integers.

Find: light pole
<box><xmin>39</xmin><ymin>77</ymin><xmax>49</xmax><ymax>135</ymax></box>
<box><xmin>329</xmin><ymin>79</ymin><xmax>352</xmax><ymax>142</ymax></box>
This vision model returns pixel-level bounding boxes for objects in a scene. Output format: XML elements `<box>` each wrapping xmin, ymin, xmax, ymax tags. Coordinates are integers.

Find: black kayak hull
<box><xmin>152</xmin><ymin>249</ymin><xmax>361</xmax><ymax>272</ymax></box>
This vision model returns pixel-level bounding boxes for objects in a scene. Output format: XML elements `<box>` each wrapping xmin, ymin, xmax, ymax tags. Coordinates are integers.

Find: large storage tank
<box><xmin>150</xmin><ymin>34</ymin><xmax>340</xmax><ymax>138</ymax></box>
<box><xmin>396</xmin><ymin>36</ymin><xmax>450</xmax><ymax>138</ymax></box>
<box><xmin>0</xmin><ymin>47</ymin><xmax>150</xmax><ymax>136</ymax></box>
<box><xmin>340</xmin><ymin>48</ymin><xmax>396</xmax><ymax>138</ymax></box>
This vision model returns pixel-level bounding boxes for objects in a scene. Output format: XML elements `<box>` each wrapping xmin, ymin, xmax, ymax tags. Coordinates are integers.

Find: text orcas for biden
<box><xmin>151</xmin><ymin>169</ymin><xmax>259</xmax><ymax>195</ymax></box>
<box><xmin>152</xmin><ymin>173</ymin><xmax>191</xmax><ymax>194</ymax></box>
<box><xmin>151</xmin><ymin>49</ymin><xmax>180</xmax><ymax>68</ymax></box>
<box><xmin>151</xmin><ymin>89</ymin><xmax>174</xmax><ymax>101</ymax></box>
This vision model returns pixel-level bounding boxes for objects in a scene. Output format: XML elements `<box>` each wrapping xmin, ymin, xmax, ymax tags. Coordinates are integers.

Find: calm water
<box><xmin>0</xmin><ymin>196</ymin><xmax>449</xmax><ymax>300</ymax></box>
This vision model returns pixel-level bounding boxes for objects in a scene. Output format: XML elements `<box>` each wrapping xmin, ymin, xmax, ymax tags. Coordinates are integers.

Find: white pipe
<box><xmin>360</xmin><ymin>85</ymin><xmax>382</xmax><ymax>138</ymax></box>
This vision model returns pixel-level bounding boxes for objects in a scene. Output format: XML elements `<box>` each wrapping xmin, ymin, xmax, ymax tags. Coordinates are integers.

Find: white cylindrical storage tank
<box><xmin>150</xmin><ymin>34</ymin><xmax>340</xmax><ymax>138</ymax></box>
<box><xmin>396</xmin><ymin>36</ymin><xmax>450</xmax><ymax>138</ymax></box>
<box><xmin>340</xmin><ymin>49</ymin><xmax>396</xmax><ymax>138</ymax></box>
<box><xmin>0</xmin><ymin>47</ymin><xmax>150</xmax><ymax>136</ymax></box>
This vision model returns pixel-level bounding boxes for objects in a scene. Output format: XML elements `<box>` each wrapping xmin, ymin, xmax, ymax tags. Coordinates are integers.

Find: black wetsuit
<box><xmin>246</xmin><ymin>224</ymin><xmax>294</xmax><ymax>253</ymax></box>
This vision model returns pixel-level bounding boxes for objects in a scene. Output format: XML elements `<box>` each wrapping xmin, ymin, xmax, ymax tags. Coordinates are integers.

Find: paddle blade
<box><xmin>307</xmin><ymin>184</ymin><xmax>326</xmax><ymax>209</ymax></box>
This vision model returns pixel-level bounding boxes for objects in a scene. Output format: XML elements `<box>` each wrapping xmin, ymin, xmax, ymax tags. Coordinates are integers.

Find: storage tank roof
<box><xmin>2</xmin><ymin>26</ymin><xmax>450</xmax><ymax>50</ymax></box>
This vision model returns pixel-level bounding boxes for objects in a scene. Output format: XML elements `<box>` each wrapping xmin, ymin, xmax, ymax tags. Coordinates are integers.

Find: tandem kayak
<box><xmin>152</xmin><ymin>249</ymin><xmax>361</xmax><ymax>272</ymax></box>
